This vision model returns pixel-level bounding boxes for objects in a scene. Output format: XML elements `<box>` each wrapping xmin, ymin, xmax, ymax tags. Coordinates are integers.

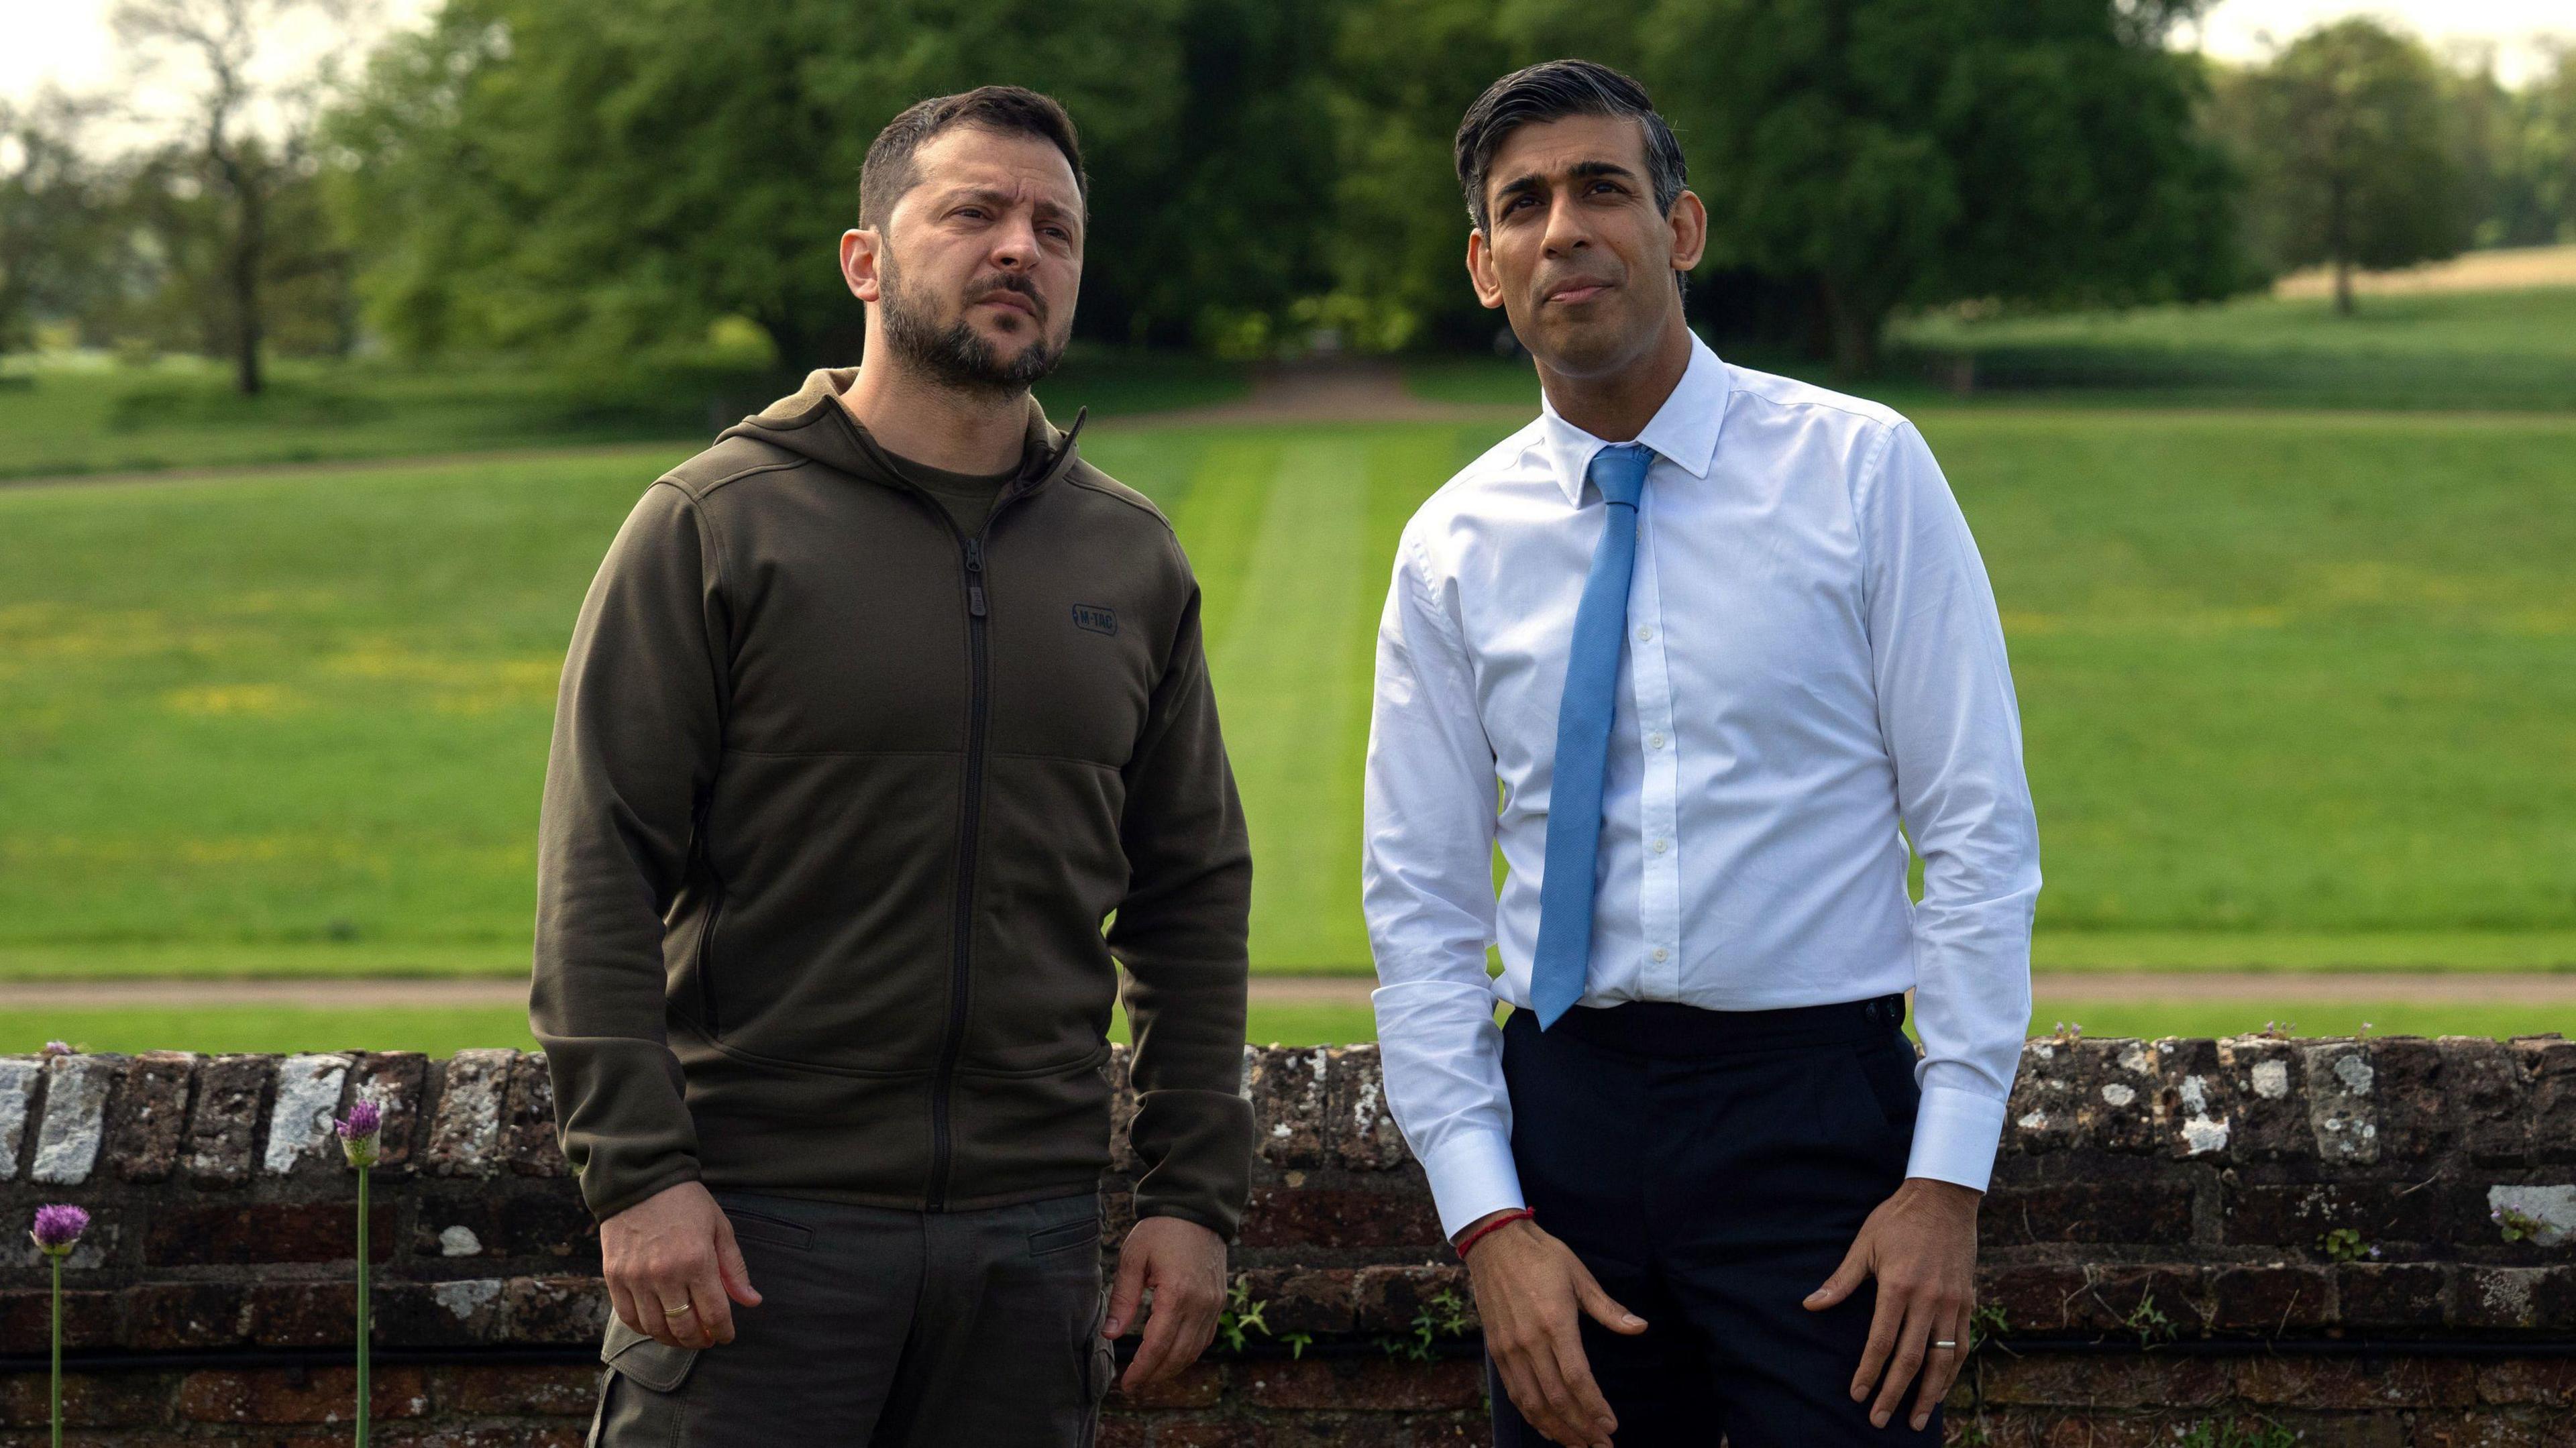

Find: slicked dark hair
<box><xmin>858</xmin><ymin>85</ymin><xmax>1088</xmax><ymax>231</ymax></box>
<box><xmin>1454</xmin><ymin>59</ymin><xmax>1686</xmax><ymax>236</ymax></box>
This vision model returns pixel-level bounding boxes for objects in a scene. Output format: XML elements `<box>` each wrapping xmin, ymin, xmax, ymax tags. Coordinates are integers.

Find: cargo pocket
<box><xmin>594</xmin><ymin>1311</ymin><xmax>700</xmax><ymax>1445</ymax></box>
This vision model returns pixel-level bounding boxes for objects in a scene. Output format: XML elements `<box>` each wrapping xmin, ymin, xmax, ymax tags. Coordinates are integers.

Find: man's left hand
<box><xmin>1803</xmin><ymin>1176</ymin><xmax>1982</xmax><ymax>1432</ymax></box>
<box><xmin>1104</xmin><ymin>1213</ymin><xmax>1228</xmax><ymax>1394</ymax></box>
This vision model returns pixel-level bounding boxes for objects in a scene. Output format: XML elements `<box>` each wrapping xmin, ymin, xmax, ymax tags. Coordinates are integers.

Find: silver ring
<box><xmin>1930</xmin><ymin>1339</ymin><xmax>1959</xmax><ymax>1350</ymax></box>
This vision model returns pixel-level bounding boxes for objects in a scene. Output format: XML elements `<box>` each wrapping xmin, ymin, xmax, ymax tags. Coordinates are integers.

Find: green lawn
<box><xmin>1</xmin><ymin>406</ymin><xmax>2571</xmax><ymax>977</ymax></box>
<box><xmin>15</xmin><ymin>997</ymin><xmax>2566</xmax><ymax>1056</ymax></box>
<box><xmin>0</xmin><ymin>350</ymin><xmax>1246</xmax><ymax>481</ymax></box>
<box><xmin>1412</xmin><ymin>288</ymin><xmax>2576</xmax><ymax>414</ymax></box>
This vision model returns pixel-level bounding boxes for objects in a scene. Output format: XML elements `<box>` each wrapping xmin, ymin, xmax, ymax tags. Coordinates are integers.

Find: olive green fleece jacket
<box><xmin>529</xmin><ymin>367</ymin><xmax>1255</xmax><ymax>1240</ymax></box>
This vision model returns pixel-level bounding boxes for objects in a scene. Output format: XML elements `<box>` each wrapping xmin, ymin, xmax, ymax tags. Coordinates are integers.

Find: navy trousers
<box><xmin>1487</xmin><ymin>993</ymin><xmax>1943</xmax><ymax>1448</ymax></box>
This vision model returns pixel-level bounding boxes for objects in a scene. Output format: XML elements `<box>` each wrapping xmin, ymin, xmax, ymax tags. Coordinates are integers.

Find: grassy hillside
<box><xmin>3</xmin><ymin>404</ymin><xmax>2572</xmax><ymax>977</ymax></box>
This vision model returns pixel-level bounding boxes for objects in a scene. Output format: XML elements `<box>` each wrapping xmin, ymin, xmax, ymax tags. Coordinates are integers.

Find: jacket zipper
<box><xmin>694</xmin><ymin>887</ymin><xmax>725</xmax><ymax>1036</ymax></box>
<box><xmin>926</xmin><ymin>529</ymin><xmax>991</xmax><ymax>1210</ymax></box>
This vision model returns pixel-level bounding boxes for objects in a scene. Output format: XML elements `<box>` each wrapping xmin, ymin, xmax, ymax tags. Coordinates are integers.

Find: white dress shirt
<box><xmin>1360</xmin><ymin>331</ymin><xmax>2040</xmax><ymax>1241</ymax></box>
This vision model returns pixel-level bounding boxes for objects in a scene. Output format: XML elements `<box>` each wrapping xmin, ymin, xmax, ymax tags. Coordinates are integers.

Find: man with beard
<box><xmin>534</xmin><ymin>86</ymin><xmax>1253</xmax><ymax>1447</ymax></box>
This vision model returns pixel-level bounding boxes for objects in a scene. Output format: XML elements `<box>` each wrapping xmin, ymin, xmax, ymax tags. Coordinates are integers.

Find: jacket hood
<box><xmin>718</xmin><ymin>366</ymin><xmax>1089</xmax><ymax>502</ymax></box>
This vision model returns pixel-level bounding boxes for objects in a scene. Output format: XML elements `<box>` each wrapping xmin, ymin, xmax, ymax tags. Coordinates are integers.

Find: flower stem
<box><xmin>51</xmin><ymin>1250</ymin><xmax>62</xmax><ymax>1448</ymax></box>
<box><xmin>358</xmin><ymin>1164</ymin><xmax>371</xmax><ymax>1447</ymax></box>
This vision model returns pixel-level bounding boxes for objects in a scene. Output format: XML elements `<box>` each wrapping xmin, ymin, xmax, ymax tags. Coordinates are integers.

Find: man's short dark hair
<box><xmin>1454</xmin><ymin>59</ymin><xmax>1686</xmax><ymax>235</ymax></box>
<box><xmin>859</xmin><ymin>85</ymin><xmax>1088</xmax><ymax>231</ymax></box>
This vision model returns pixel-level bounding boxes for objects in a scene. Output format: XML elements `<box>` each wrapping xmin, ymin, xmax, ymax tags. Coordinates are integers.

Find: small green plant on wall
<box><xmin>1381</xmin><ymin>1286</ymin><xmax>1476</xmax><ymax>1361</ymax></box>
<box><xmin>1214</xmin><ymin>1278</ymin><xmax>1273</xmax><ymax>1354</ymax></box>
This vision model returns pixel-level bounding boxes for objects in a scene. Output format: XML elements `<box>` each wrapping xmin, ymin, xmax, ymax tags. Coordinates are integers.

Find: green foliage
<box><xmin>1966</xmin><ymin>1302</ymin><xmax>2010</xmax><ymax>1353</ymax></box>
<box><xmin>2122</xmin><ymin>1290</ymin><xmax>2179</xmax><ymax>1347</ymax></box>
<box><xmin>2212</xmin><ymin>19</ymin><xmax>2477</xmax><ymax>309</ymax></box>
<box><xmin>2317</xmin><ymin>1227</ymin><xmax>2371</xmax><ymax>1263</ymax></box>
<box><xmin>1214</xmin><ymin>1278</ymin><xmax>1271</xmax><ymax>1353</ymax></box>
<box><xmin>1380</xmin><ymin>1287</ymin><xmax>1475</xmax><ymax>1361</ymax></box>
<box><xmin>2174</xmin><ymin>1416</ymin><xmax>2301</xmax><ymax>1448</ymax></box>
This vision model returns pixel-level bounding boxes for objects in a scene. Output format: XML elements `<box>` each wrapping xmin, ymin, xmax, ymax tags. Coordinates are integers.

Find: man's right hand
<box><xmin>1456</xmin><ymin>1210</ymin><xmax>1647</xmax><ymax>1448</ymax></box>
<box><xmin>600</xmin><ymin>1180</ymin><xmax>763</xmax><ymax>1350</ymax></box>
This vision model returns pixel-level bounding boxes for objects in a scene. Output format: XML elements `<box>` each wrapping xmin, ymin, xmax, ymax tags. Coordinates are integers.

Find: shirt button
<box><xmin>1652</xmin><ymin>948</ymin><xmax>1670</xmax><ymax>962</ymax></box>
<box><xmin>1651</xmin><ymin>838</ymin><xmax>1668</xmax><ymax>854</ymax></box>
<box><xmin>1648</xmin><ymin>732</ymin><xmax>1666</xmax><ymax>749</ymax></box>
<box><xmin>1637</xmin><ymin>625</ymin><xmax>1654</xmax><ymax>641</ymax></box>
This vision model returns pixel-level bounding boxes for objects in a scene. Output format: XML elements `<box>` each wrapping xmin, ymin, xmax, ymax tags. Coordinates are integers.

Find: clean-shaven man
<box><xmin>533</xmin><ymin>86</ymin><xmax>1254</xmax><ymax>1446</ymax></box>
<box><xmin>1361</xmin><ymin>60</ymin><xmax>2039</xmax><ymax>1448</ymax></box>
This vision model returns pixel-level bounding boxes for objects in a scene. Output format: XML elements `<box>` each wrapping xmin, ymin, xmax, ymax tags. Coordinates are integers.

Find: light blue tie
<box><xmin>1529</xmin><ymin>441</ymin><xmax>1654</xmax><ymax>1030</ymax></box>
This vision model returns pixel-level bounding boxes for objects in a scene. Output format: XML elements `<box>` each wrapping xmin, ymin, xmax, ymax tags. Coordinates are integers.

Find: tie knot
<box><xmin>1586</xmin><ymin>442</ymin><xmax>1652</xmax><ymax>508</ymax></box>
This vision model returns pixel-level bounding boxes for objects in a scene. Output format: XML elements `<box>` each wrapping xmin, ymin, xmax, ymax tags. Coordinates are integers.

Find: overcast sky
<box><xmin>5</xmin><ymin>0</ymin><xmax>2569</xmax><ymax>120</ymax></box>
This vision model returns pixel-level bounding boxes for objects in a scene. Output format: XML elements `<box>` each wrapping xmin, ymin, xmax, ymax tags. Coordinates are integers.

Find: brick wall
<box><xmin>2</xmin><ymin>1034</ymin><xmax>2571</xmax><ymax>1446</ymax></box>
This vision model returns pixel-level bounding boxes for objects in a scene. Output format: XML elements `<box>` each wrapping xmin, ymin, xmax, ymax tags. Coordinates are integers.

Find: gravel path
<box><xmin>5</xmin><ymin>970</ymin><xmax>2574</xmax><ymax>1011</ymax></box>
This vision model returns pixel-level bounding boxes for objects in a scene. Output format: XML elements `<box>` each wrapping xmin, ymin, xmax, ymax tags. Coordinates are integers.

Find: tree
<box><xmin>0</xmin><ymin>91</ymin><xmax>118</xmax><ymax>353</ymax></box>
<box><xmin>2227</xmin><ymin>18</ymin><xmax>2476</xmax><ymax>315</ymax></box>
<box><xmin>112</xmin><ymin>0</ymin><xmax>368</xmax><ymax>391</ymax></box>
<box><xmin>1629</xmin><ymin>0</ymin><xmax>2249</xmax><ymax>372</ymax></box>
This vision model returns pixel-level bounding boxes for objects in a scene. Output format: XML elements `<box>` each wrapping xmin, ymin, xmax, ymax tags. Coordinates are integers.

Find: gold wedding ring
<box><xmin>661</xmin><ymin>1301</ymin><xmax>695</xmax><ymax>1317</ymax></box>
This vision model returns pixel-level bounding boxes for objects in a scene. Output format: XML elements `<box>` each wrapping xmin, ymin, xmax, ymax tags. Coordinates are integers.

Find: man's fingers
<box><xmin>1513</xmin><ymin>1341</ymin><xmax>1591</xmax><ymax>1448</ymax></box>
<box><xmin>607</xmin><ymin>1280</ymin><xmax>641</xmax><ymax>1337</ymax></box>
<box><xmin>1911</xmin><ymin>1304</ymin><xmax>1971</xmax><ymax>1430</ymax></box>
<box><xmin>1122</xmin><ymin>1290</ymin><xmax>1185</xmax><ymax>1390</ymax></box>
<box><xmin>686</xmin><ymin>1262</ymin><xmax>731</xmax><ymax>1346</ymax></box>
<box><xmin>1104</xmin><ymin>1247</ymin><xmax>1148</xmax><ymax>1339</ymax></box>
<box><xmin>1572</xmin><ymin>1270</ymin><xmax>1648</xmax><ymax>1335</ymax></box>
<box><xmin>1849</xmin><ymin>1284</ymin><xmax>1901</xmax><ymax>1401</ymax></box>
<box><xmin>1544</xmin><ymin>1323</ymin><xmax>1619</xmax><ymax>1447</ymax></box>
<box><xmin>1807</xmin><ymin>1236</ymin><xmax>1872</xmax><ymax>1311</ymax></box>
<box><xmin>713</xmin><ymin>1218</ymin><xmax>761</xmax><ymax>1307</ymax></box>
<box><xmin>1869</xmin><ymin>1294</ymin><xmax>1935</xmax><ymax>1429</ymax></box>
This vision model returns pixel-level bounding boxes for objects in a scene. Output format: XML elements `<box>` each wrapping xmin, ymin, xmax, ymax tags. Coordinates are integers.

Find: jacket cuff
<box><xmin>1128</xmin><ymin>1086</ymin><xmax>1254</xmax><ymax>1243</ymax></box>
<box><xmin>584</xmin><ymin>1158</ymin><xmax>705</xmax><ymax>1225</ymax></box>
<box><xmin>1421</xmin><ymin>1129</ymin><xmax>1526</xmax><ymax>1243</ymax></box>
<box><xmin>1904</xmin><ymin>1084</ymin><xmax>2008</xmax><ymax>1193</ymax></box>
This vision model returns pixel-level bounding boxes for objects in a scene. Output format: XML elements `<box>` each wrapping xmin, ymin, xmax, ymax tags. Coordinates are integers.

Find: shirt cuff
<box><xmin>1904</xmin><ymin>1084</ymin><xmax>2008</xmax><ymax>1192</ymax></box>
<box><xmin>1419</xmin><ymin>1128</ymin><xmax>1527</xmax><ymax>1242</ymax></box>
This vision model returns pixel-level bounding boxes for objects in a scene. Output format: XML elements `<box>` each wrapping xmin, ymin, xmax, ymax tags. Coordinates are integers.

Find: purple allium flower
<box><xmin>40</xmin><ymin>1040</ymin><xmax>72</xmax><ymax>1057</ymax></box>
<box><xmin>335</xmin><ymin>1097</ymin><xmax>383</xmax><ymax>1168</ymax></box>
<box><xmin>30</xmin><ymin>1204</ymin><xmax>89</xmax><ymax>1256</ymax></box>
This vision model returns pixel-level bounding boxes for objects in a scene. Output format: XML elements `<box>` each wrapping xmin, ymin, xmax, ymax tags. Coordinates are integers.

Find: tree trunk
<box><xmin>1818</xmin><ymin>274</ymin><xmax>1884</xmax><ymax>378</ymax></box>
<box><xmin>2328</xmin><ymin>173</ymin><xmax>2355</xmax><ymax>318</ymax></box>
<box><xmin>2333</xmin><ymin>255</ymin><xmax>2353</xmax><ymax>317</ymax></box>
<box><xmin>231</xmin><ymin>165</ymin><xmax>264</xmax><ymax>394</ymax></box>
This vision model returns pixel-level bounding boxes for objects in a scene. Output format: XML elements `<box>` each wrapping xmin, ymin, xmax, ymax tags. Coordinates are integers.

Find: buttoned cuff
<box><xmin>1904</xmin><ymin>1084</ymin><xmax>2008</xmax><ymax>1193</ymax></box>
<box><xmin>1419</xmin><ymin>1129</ymin><xmax>1527</xmax><ymax>1243</ymax></box>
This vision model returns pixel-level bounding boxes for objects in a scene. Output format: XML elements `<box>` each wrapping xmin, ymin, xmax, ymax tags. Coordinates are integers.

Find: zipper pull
<box><xmin>964</xmin><ymin>539</ymin><xmax>987</xmax><ymax>618</ymax></box>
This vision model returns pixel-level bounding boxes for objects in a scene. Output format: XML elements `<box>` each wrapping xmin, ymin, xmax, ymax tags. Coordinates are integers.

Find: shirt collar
<box><xmin>1536</xmin><ymin>329</ymin><xmax>1729</xmax><ymax>506</ymax></box>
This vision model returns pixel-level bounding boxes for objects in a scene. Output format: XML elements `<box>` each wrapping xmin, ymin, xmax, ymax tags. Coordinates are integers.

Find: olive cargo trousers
<box><xmin>585</xmin><ymin>1185</ymin><xmax>1118</xmax><ymax>1447</ymax></box>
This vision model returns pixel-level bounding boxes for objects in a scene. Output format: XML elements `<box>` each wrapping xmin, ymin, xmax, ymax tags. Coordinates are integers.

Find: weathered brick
<box><xmin>502</xmin><ymin>1051</ymin><xmax>566</xmax><ymax>1177</ymax></box>
<box><xmin>2442</xmin><ymin>1036</ymin><xmax>2531</xmax><ymax>1166</ymax></box>
<box><xmin>408</xmin><ymin>1183</ymin><xmax>596</xmax><ymax>1262</ymax></box>
<box><xmin>1355</xmin><ymin>1263</ymin><xmax>1477</xmax><ymax>1333</ymax></box>
<box><xmin>2216</xmin><ymin>1036</ymin><xmax>2310</xmax><ymax>1162</ymax></box>
<box><xmin>263</xmin><ymin>1052</ymin><xmax>354</xmax><ymax>1176</ymax></box>
<box><xmin>2460</xmin><ymin>1266</ymin><xmax>2556</xmax><ymax>1329</ymax></box>
<box><xmin>0</xmin><ymin>1058</ymin><xmax>38</xmax><ymax>1181</ymax></box>
<box><xmin>180</xmin><ymin>1053</ymin><xmax>270</xmax><ymax>1188</ymax></box>
<box><xmin>347</xmin><ymin>1050</ymin><xmax>429</xmax><ymax>1175</ymax></box>
<box><xmin>2222</xmin><ymin>1181</ymin><xmax>2443</xmax><ymax>1249</ymax></box>
<box><xmin>1984</xmin><ymin>1180</ymin><xmax>2196</xmax><ymax>1245</ymax></box>
<box><xmin>2412</xmin><ymin>1408</ymin><xmax>2555</xmax><ymax>1448</ymax></box>
<box><xmin>432</xmin><ymin>1362</ymin><xmax>598</xmax><ymax>1416</ymax></box>
<box><xmin>2070</xmin><ymin>1039</ymin><xmax>2162</xmax><ymax>1153</ymax></box>
<box><xmin>2151</xmin><ymin>1038</ymin><xmax>2237</xmax><ymax>1160</ymax></box>
<box><xmin>103</xmin><ymin>1050</ymin><xmax>195</xmax><ymax>1184</ymax></box>
<box><xmin>1248</xmin><ymin>1045</ymin><xmax>1334</xmax><ymax>1168</ymax></box>
<box><xmin>1329</xmin><ymin>1044</ymin><xmax>1411</xmax><ymax>1172</ymax></box>
<box><xmin>2367</xmin><ymin>1037</ymin><xmax>2449</xmax><ymax>1160</ymax></box>
<box><xmin>498</xmin><ymin>1275</ymin><xmax>610</xmax><ymax>1343</ymax></box>
<box><xmin>1977</xmin><ymin>1264</ymin><xmax>2096</xmax><ymax>1333</ymax></box>
<box><xmin>2235</xmin><ymin>1355</ymin><xmax>2477</xmax><ymax>1410</ymax></box>
<box><xmin>2304</xmin><ymin>1040</ymin><xmax>2380</xmax><ymax>1166</ymax></box>
<box><xmin>2477</xmin><ymin>1358</ymin><xmax>2576</xmax><ymax>1408</ymax></box>
<box><xmin>0</xmin><ymin>1289</ymin><xmax>120</xmax><ymax>1352</ymax></box>
<box><xmin>1240</xmin><ymin>1187</ymin><xmax>1444</xmax><ymax>1251</ymax></box>
<box><xmin>31</xmin><ymin>1053</ymin><xmax>123</xmax><ymax>1185</ymax></box>
<box><xmin>2336</xmin><ymin>1262</ymin><xmax>2451</xmax><ymax>1328</ymax></box>
<box><xmin>176</xmin><ymin>1365</ymin><xmax>432</xmax><ymax>1424</ymax></box>
<box><xmin>2206</xmin><ymin>1262</ymin><xmax>2334</xmax><ymax>1331</ymax></box>
<box><xmin>1151</xmin><ymin>1415</ymin><xmax>1266</xmax><ymax>1448</ymax></box>
<box><xmin>143</xmin><ymin>1200</ymin><xmax>398</xmax><ymax>1266</ymax></box>
<box><xmin>0</xmin><ymin>1369</ymin><xmax>173</xmax><ymax>1428</ymax></box>
<box><xmin>1095</xmin><ymin>1410</ymin><xmax>1152</xmax><ymax>1448</ymax></box>
<box><xmin>123</xmin><ymin>1280</ymin><xmax>252</xmax><ymax>1349</ymax></box>
<box><xmin>1238</xmin><ymin>1357</ymin><xmax>1485</xmax><ymax>1412</ymax></box>
<box><xmin>2518</xmin><ymin>1039</ymin><xmax>2576</xmax><ymax>1166</ymax></box>
<box><xmin>1975</xmin><ymin>1353</ymin><xmax>2228</xmax><ymax>1408</ymax></box>
<box><xmin>1104</xmin><ymin>1360</ymin><xmax>1222</xmax><ymax>1409</ymax></box>
<box><xmin>2006</xmin><ymin>1038</ymin><xmax>2082</xmax><ymax>1154</ymax></box>
<box><xmin>243</xmin><ymin>1280</ymin><xmax>362</xmax><ymax>1347</ymax></box>
<box><xmin>424</xmin><ymin>1049</ymin><xmax>516</xmax><ymax>1177</ymax></box>
<box><xmin>1237</xmin><ymin>1267</ymin><xmax>1357</xmax><ymax>1335</ymax></box>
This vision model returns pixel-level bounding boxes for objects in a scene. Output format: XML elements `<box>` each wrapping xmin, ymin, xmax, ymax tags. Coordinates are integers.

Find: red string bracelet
<box><xmin>1454</xmin><ymin>1207</ymin><xmax>1536</xmax><ymax>1262</ymax></box>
